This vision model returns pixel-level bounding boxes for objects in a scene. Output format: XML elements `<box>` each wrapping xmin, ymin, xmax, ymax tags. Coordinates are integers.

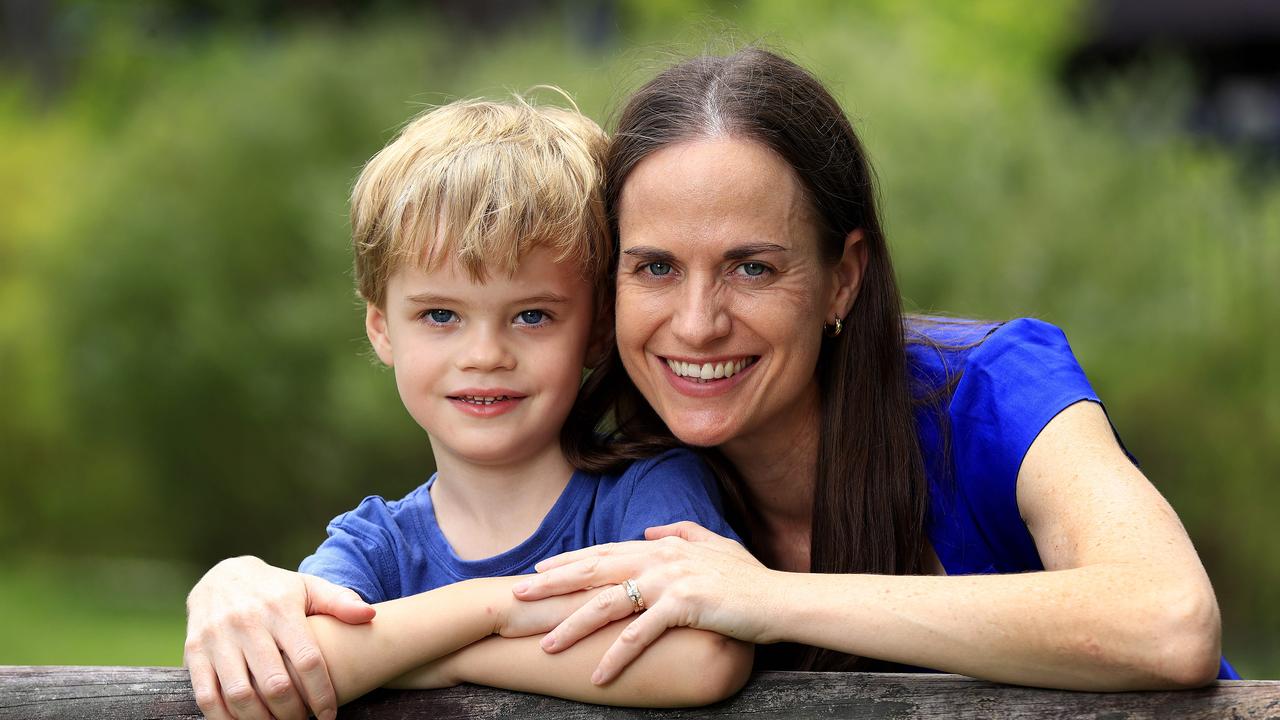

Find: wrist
<box><xmin>752</xmin><ymin>568</ymin><xmax>793</xmax><ymax>645</ymax></box>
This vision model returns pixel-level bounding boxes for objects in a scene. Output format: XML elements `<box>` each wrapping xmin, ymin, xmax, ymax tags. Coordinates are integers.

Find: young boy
<box><xmin>265</xmin><ymin>97</ymin><xmax>752</xmax><ymax>709</ymax></box>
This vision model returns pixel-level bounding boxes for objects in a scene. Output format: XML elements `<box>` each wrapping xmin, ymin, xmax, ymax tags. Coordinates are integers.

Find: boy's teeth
<box><xmin>665</xmin><ymin>357</ymin><xmax>755</xmax><ymax>382</ymax></box>
<box><xmin>461</xmin><ymin>395</ymin><xmax>509</xmax><ymax>405</ymax></box>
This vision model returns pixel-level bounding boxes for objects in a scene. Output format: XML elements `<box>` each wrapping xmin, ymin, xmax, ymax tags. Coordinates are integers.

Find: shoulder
<box><xmin>592</xmin><ymin>449</ymin><xmax>741</xmax><ymax>543</ymax></box>
<box><xmin>326</xmin><ymin>482</ymin><xmax>432</xmax><ymax>538</ymax></box>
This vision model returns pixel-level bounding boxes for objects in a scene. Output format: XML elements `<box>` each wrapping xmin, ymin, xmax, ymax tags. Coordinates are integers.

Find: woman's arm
<box><xmin>310</xmin><ymin>575</ymin><xmax>753</xmax><ymax>707</ymax></box>
<box><xmin>517</xmin><ymin>402</ymin><xmax>1222</xmax><ymax>691</ymax></box>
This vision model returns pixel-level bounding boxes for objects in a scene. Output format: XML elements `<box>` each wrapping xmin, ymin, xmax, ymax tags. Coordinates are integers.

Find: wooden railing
<box><xmin>2</xmin><ymin>666</ymin><xmax>1278</xmax><ymax>719</ymax></box>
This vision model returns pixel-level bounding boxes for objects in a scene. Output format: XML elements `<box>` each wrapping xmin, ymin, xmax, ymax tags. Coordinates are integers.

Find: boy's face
<box><xmin>366</xmin><ymin>246</ymin><xmax>598</xmax><ymax>470</ymax></box>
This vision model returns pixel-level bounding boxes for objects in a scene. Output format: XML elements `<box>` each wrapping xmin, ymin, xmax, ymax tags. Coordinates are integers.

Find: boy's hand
<box><xmin>497</xmin><ymin>583</ymin><xmax>605</xmax><ymax>638</ymax></box>
<box><xmin>183</xmin><ymin>556</ymin><xmax>375</xmax><ymax>720</ymax></box>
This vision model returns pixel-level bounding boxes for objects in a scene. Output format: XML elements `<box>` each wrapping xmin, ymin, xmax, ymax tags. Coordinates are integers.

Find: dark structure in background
<box><xmin>1063</xmin><ymin>0</ymin><xmax>1280</xmax><ymax>161</ymax></box>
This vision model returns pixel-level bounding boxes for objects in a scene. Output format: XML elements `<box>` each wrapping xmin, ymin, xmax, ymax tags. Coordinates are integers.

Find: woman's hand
<box><xmin>183</xmin><ymin>556</ymin><xmax>375</xmax><ymax>720</ymax></box>
<box><xmin>511</xmin><ymin>521</ymin><xmax>773</xmax><ymax>684</ymax></box>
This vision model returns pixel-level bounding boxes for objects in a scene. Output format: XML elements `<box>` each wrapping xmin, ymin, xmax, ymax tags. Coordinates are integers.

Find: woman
<box><xmin>512</xmin><ymin>46</ymin><xmax>1237</xmax><ymax>689</ymax></box>
<box><xmin>184</xmin><ymin>47</ymin><xmax>1234</xmax><ymax>717</ymax></box>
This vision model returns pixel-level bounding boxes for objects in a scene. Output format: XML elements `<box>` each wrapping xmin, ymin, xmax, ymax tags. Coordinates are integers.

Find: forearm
<box><xmin>764</xmin><ymin>563</ymin><xmax>1220</xmax><ymax>690</ymax></box>
<box><xmin>308</xmin><ymin>576</ymin><xmax>510</xmax><ymax>703</ymax></box>
<box><xmin>394</xmin><ymin>622</ymin><xmax>752</xmax><ymax>707</ymax></box>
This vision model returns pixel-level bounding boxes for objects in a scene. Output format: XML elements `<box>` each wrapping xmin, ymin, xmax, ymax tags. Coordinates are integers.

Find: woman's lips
<box><xmin>657</xmin><ymin>355</ymin><xmax>760</xmax><ymax>397</ymax></box>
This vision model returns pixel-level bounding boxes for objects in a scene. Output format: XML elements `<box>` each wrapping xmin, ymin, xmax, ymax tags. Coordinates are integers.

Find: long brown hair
<box><xmin>591</xmin><ymin>47</ymin><xmax>932</xmax><ymax>671</ymax></box>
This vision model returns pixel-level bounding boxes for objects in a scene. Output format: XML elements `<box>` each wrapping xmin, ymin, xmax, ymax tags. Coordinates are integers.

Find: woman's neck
<box><xmin>428</xmin><ymin>441</ymin><xmax>576</xmax><ymax>560</ymax></box>
<box><xmin>719</xmin><ymin>380</ymin><xmax>822</xmax><ymax>569</ymax></box>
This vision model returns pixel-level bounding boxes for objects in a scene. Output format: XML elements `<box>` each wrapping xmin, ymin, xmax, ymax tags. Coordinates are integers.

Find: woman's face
<box><xmin>615</xmin><ymin>137</ymin><xmax>859</xmax><ymax>453</ymax></box>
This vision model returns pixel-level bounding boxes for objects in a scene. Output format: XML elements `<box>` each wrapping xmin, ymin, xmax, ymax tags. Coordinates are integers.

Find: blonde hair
<box><xmin>351</xmin><ymin>94</ymin><xmax>609</xmax><ymax>307</ymax></box>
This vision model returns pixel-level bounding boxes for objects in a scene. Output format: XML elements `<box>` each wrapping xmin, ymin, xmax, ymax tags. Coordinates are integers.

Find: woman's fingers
<box><xmin>273</xmin><ymin>623</ymin><xmax>336</xmax><ymax>720</ymax></box>
<box><xmin>516</xmin><ymin>555</ymin><xmax>634</xmax><ymax>600</ymax></box>
<box><xmin>643</xmin><ymin>521</ymin><xmax>717</xmax><ymax>543</ymax></box>
<box><xmin>540</xmin><ymin>584</ymin><xmax>638</xmax><ymax>653</ymax></box>
<box><xmin>590</xmin><ymin>605</ymin><xmax>676</xmax><ymax>685</ymax></box>
<box><xmin>241</xmin><ymin>628</ymin><xmax>309</xmax><ymax>720</ymax></box>
<box><xmin>209</xmin><ymin>645</ymin><xmax>274</xmax><ymax>720</ymax></box>
<box><xmin>186</xmin><ymin>653</ymin><xmax>234</xmax><ymax>720</ymax></box>
<box><xmin>533</xmin><ymin>540</ymin><xmax>649</xmax><ymax>573</ymax></box>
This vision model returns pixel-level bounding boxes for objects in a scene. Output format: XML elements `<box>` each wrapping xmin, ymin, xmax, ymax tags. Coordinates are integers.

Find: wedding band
<box><xmin>623</xmin><ymin>578</ymin><xmax>646</xmax><ymax>613</ymax></box>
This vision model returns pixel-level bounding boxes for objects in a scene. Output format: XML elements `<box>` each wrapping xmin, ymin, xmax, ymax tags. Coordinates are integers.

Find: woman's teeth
<box><xmin>666</xmin><ymin>357</ymin><xmax>756</xmax><ymax>381</ymax></box>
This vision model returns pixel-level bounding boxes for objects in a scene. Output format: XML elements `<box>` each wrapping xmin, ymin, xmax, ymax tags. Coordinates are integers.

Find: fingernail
<box><xmin>321</xmin><ymin>710</ymin><xmax>337</xmax><ymax>720</ymax></box>
<box><xmin>591</xmin><ymin>669</ymin><xmax>605</xmax><ymax>685</ymax></box>
<box><xmin>512</xmin><ymin>581</ymin><xmax>529</xmax><ymax>594</ymax></box>
<box><xmin>540</xmin><ymin>635</ymin><xmax>556</xmax><ymax>650</ymax></box>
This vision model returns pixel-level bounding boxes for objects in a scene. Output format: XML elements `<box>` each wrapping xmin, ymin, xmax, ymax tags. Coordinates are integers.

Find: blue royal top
<box><xmin>907</xmin><ymin>317</ymin><xmax>1238</xmax><ymax>680</ymax></box>
<box><xmin>299</xmin><ymin>448</ymin><xmax>740</xmax><ymax>603</ymax></box>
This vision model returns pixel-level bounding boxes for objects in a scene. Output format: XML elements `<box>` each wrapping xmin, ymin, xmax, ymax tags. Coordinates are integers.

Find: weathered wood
<box><xmin>1</xmin><ymin>666</ymin><xmax>1278</xmax><ymax>720</ymax></box>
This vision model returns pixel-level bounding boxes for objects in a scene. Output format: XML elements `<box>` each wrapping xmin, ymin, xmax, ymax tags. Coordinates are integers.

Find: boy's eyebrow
<box><xmin>404</xmin><ymin>291</ymin><xmax>572</xmax><ymax>305</ymax></box>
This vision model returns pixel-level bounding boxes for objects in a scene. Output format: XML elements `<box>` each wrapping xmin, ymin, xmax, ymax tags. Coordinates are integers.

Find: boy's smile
<box><xmin>365</xmin><ymin>246</ymin><xmax>598</xmax><ymax>471</ymax></box>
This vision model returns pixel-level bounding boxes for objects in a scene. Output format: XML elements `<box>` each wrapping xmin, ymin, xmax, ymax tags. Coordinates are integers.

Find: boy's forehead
<box><xmin>392</xmin><ymin>246</ymin><xmax>592</xmax><ymax>299</ymax></box>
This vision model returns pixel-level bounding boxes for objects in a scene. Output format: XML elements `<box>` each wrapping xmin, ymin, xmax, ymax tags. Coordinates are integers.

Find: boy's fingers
<box><xmin>187</xmin><ymin>654</ymin><xmax>235</xmax><ymax>720</ymax></box>
<box><xmin>540</xmin><ymin>584</ymin><xmax>635</xmax><ymax>653</ymax></box>
<box><xmin>241</xmin><ymin>630</ymin><xmax>308</xmax><ymax>720</ymax></box>
<box><xmin>592</xmin><ymin>609</ymin><xmax>672</xmax><ymax>686</ymax></box>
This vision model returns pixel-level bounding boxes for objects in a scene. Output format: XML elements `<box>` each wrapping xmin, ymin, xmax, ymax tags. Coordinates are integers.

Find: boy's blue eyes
<box><xmin>420</xmin><ymin>309</ymin><xmax>549</xmax><ymax>326</ymax></box>
<box><xmin>516</xmin><ymin>310</ymin><xmax>546</xmax><ymax>325</ymax></box>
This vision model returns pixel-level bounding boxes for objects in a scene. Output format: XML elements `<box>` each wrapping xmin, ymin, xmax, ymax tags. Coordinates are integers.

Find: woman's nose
<box><xmin>670</xmin><ymin>278</ymin><xmax>731</xmax><ymax>347</ymax></box>
<box><xmin>458</xmin><ymin>325</ymin><xmax>516</xmax><ymax>371</ymax></box>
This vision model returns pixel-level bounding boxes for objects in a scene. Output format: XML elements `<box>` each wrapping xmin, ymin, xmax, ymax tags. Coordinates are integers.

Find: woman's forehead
<box><xmin>617</xmin><ymin>137</ymin><xmax>816</xmax><ymax>251</ymax></box>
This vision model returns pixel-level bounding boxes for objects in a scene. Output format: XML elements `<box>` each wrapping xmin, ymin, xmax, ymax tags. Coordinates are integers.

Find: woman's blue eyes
<box><xmin>639</xmin><ymin>261</ymin><xmax>771</xmax><ymax>279</ymax></box>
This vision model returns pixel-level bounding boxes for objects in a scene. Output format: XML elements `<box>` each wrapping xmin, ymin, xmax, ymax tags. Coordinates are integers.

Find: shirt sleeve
<box><xmin>618</xmin><ymin>449</ymin><xmax>742</xmax><ymax>544</ymax></box>
<box><xmin>297</xmin><ymin>496</ymin><xmax>404</xmax><ymax>604</ymax></box>
<box><xmin>947</xmin><ymin>318</ymin><xmax>1100</xmax><ymax>570</ymax></box>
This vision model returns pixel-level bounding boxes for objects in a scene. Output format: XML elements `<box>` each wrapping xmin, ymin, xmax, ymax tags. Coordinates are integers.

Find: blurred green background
<box><xmin>1</xmin><ymin>0</ymin><xmax>1276</xmax><ymax>677</ymax></box>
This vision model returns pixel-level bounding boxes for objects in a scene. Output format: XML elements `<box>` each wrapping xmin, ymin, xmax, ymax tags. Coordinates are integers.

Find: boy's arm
<box><xmin>309</xmin><ymin>575</ymin><xmax>594</xmax><ymax>704</ymax></box>
<box><xmin>308</xmin><ymin>575</ymin><xmax>752</xmax><ymax>708</ymax></box>
<box><xmin>393</xmin><ymin>622</ymin><xmax>753</xmax><ymax>708</ymax></box>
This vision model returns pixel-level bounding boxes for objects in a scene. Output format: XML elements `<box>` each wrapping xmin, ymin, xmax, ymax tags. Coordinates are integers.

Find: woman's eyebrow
<box><xmin>621</xmin><ymin>246</ymin><xmax>676</xmax><ymax>263</ymax></box>
<box><xmin>723</xmin><ymin>243</ymin><xmax>788</xmax><ymax>261</ymax></box>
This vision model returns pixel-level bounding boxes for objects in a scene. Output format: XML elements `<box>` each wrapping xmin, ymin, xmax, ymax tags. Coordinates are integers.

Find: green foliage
<box><xmin>0</xmin><ymin>0</ymin><xmax>1275</xmax><ymax>676</ymax></box>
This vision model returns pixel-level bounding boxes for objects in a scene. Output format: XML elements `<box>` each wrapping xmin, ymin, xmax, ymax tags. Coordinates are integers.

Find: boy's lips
<box><xmin>446</xmin><ymin>389</ymin><xmax>527</xmax><ymax>418</ymax></box>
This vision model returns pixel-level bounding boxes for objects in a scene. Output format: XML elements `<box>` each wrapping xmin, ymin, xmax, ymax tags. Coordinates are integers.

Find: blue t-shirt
<box><xmin>298</xmin><ymin>448</ymin><xmax>738</xmax><ymax>603</ymax></box>
<box><xmin>908</xmin><ymin>317</ymin><xmax>1239</xmax><ymax>680</ymax></box>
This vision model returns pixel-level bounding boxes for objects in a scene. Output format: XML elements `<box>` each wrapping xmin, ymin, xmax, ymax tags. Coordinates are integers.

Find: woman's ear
<box><xmin>827</xmin><ymin>229</ymin><xmax>868</xmax><ymax>321</ymax></box>
<box><xmin>365</xmin><ymin>302</ymin><xmax>395</xmax><ymax>366</ymax></box>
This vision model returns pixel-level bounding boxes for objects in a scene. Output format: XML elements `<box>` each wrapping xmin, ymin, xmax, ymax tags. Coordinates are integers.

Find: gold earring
<box><xmin>823</xmin><ymin>317</ymin><xmax>843</xmax><ymax>338</ymax></box>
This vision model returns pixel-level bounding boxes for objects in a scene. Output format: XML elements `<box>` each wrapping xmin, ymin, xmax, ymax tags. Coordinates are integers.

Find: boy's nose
<box><xmin>458</xmin><ymin>325</ymin><xmax>516</xmax><ymax>371</ymax></box>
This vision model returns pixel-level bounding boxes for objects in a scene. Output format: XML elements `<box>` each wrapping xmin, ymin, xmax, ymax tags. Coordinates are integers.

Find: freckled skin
<box><xmin>615</xmin><ymin>138</ymin><xmax>843</xmax><ymax>457</ymax></box>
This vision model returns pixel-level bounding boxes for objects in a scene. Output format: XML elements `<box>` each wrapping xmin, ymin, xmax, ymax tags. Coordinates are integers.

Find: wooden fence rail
<box><xmin>2</xmin><ymin>666</ymin><xmax>1278</xmax><ymax>719</ymax></box>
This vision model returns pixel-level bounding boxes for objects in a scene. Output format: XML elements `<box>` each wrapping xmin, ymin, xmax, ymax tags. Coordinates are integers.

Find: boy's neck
<box><xmin>428</xmin><ymin>441</ymin><xmax>577</xmax><ymax>561</ymax></box>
